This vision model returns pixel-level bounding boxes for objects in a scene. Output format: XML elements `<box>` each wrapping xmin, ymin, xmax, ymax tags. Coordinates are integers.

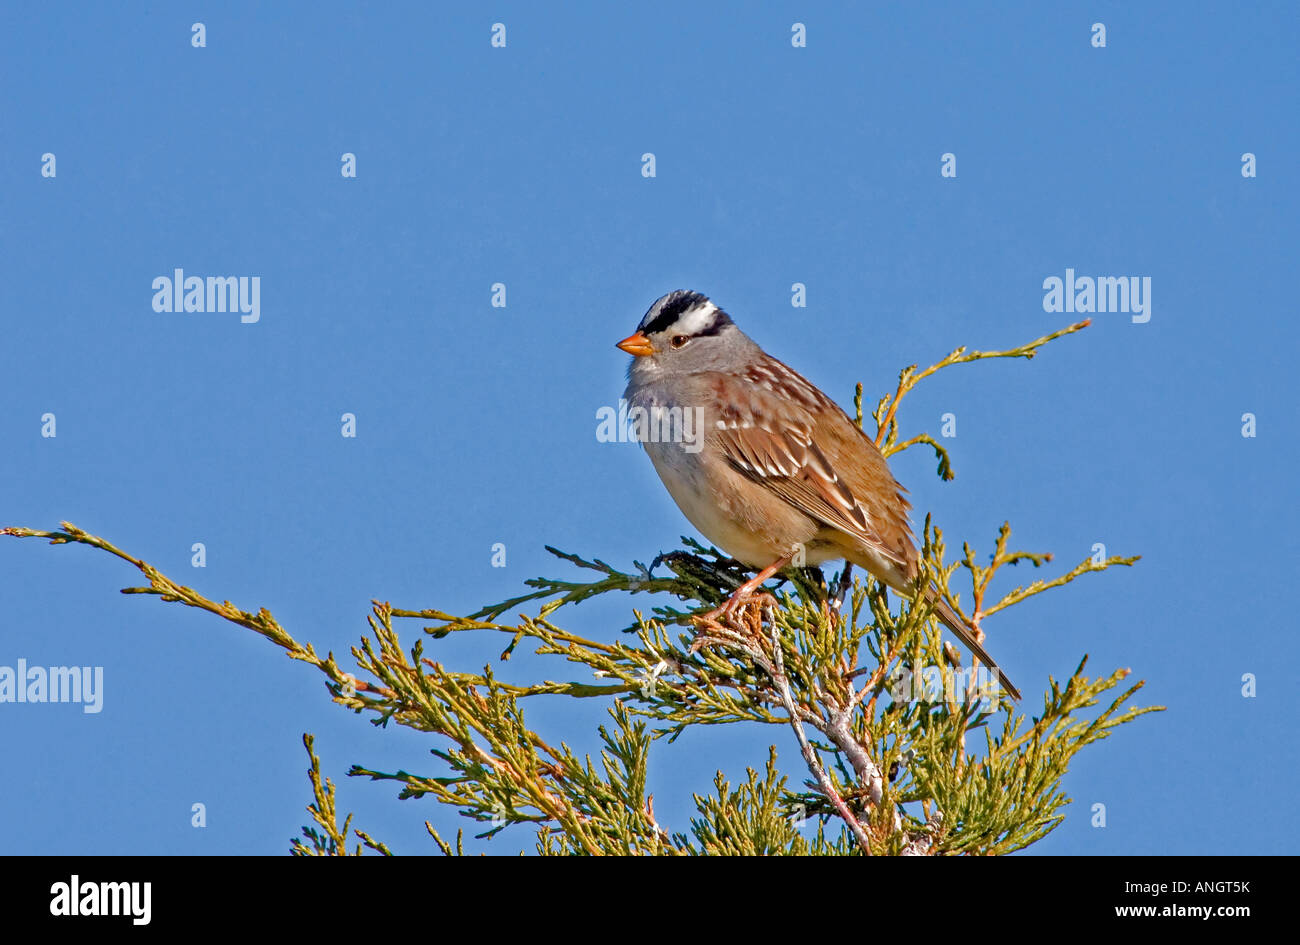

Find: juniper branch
<box><xmin>874</xmin><ymin>319</ymin><xmax>1091</xmax><ymax>455</ymax></box>
<box><xmin>3</xmin><ymin>319</ymin><xmax>1161</xmax><ymax>856</ymax></box>
<box><xmin>291</xmin><ymin>733</ymin><xmax>390</xmax><ymax>856</ymax></box>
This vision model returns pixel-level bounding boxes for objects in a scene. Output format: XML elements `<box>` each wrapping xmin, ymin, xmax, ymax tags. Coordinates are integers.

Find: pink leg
<box><xmin>700</xmin><ymin>553</ymin><xmax>794</xmax><ymax>621</ymax></box>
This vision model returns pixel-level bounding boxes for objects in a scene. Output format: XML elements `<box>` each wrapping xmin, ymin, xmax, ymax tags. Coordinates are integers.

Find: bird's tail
<box><xmin>927</xmin><ymin>592</ymin><xmax>1021</xmax><ymax>701</ymax></box>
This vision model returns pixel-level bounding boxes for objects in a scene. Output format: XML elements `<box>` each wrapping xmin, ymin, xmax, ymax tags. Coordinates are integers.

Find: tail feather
<box><xmin>928</xmin><ymin>593</ymin><xmax>1021</xmax><ymax>701</ymax></box>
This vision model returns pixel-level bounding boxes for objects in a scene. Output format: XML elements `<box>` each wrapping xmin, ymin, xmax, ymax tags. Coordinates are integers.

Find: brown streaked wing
<box><xmin>710</xmin><ymin>364</ymin><xmax>913</xmax><ymax>570</ymax></box>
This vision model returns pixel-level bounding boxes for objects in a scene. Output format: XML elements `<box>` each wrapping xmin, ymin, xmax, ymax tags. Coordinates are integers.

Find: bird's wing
<box><xmin>705</xmin><ymin>363</ymin><xmax>1018</xmax><ymax>699</ymax></box>
<box><xmin>708</xmin><ymin>366</ymin><xmax>914</xmax><ymax>571</ymax></box>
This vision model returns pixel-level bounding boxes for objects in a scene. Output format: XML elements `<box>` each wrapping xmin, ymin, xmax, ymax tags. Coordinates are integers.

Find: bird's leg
<box><xmin>824</xmin><ymin>562</ymin><xmax>853</xmax><ymax>630</ymax></box>
<box><xmin>700</xmin><ymin>553</ymin><xmax>794</xmax><ymax>622</ymax></box>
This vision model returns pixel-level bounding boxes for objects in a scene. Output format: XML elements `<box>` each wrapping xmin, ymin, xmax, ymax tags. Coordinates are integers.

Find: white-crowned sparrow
<box><xmin>618</xmin><ymin>290</ymin><xmax>1020</xmax><ymax>700</ymax></box>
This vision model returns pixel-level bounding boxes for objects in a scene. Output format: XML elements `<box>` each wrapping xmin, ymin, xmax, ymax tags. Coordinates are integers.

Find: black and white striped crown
<box><xmin>637</xmin><ymin>290</ymin><xmax>733</xmax><ymax>337</ymax></box>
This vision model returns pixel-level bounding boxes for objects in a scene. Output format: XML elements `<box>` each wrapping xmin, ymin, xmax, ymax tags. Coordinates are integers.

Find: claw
<box><xmin>692</xmin><ymin>551</ymin><xmax>795</xmax><ymax>628</ymax></box>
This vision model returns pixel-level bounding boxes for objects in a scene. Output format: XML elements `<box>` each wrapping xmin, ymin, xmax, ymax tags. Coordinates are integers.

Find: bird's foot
<box><xmin>697</xmin><ymin>587</ymin><xmax>776</xmax><ymax>625</ymax></box>
<box><xmin>695</xmin><ymin>553</ymin><xmax>793</xmax><ymax>624</ymax></box>
<box><xmin>689</xmin><ymin>588</ymin><xmax>777</xmax><ymax>657</ymax></box>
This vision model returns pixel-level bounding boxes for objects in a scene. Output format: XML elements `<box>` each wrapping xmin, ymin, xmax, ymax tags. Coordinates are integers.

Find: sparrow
<box><xmin>617</xmin><ymin>290</ymin><xmax>1020</xmax><ymax>700</ymax></box>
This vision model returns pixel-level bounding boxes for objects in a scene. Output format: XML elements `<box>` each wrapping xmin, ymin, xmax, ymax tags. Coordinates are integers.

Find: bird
<box><xmin>617</xmin><ymin>289</ymin><xmax>1020</xmax><ymax>700</ymax></box>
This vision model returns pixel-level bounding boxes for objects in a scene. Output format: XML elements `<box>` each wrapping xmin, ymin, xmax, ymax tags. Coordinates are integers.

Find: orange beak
<box><xmin>616</xmin><ymin>331</ymin><xmax>654</xmax><ymax>357</ymax></box>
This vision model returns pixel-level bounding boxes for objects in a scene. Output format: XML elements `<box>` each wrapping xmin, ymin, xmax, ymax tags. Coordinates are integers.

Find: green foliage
<box><xmin>291</xmin><ymin>734</ymin><xmax>391</xmax><ymax>856</ymax></box>
<box><xmin>3</xmin><ymin>317</ymin><xmax>1161</xmax><ymax>855</ymax></box>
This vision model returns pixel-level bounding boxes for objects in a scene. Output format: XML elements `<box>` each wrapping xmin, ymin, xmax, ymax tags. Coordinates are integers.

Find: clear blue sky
<box><xmin>2</xmin><ymin>2</ymin><xmax>1296</xmax><ymax>855</ymax></box>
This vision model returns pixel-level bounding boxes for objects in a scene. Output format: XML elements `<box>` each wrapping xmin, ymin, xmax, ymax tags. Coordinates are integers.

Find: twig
<box><xmin>770</xmin><ymin>625</ymin><xmax>872</xmax><ymax>855</ymax></box>
<box><xmin>874</xmin><ymin>319</ymin><xmax>1091</xmax><ymax>450</ymax></box>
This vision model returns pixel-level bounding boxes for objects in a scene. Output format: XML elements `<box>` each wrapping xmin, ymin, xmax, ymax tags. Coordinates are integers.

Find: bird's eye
<box><xmin>670</xmin><ymin>335</ymin><xmax>689</xmax><ymax>349</ymax></box>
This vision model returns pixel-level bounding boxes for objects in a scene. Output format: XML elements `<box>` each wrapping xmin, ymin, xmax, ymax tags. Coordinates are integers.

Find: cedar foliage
<box><xmin>3</xmin><ymin>318</ymin><xmax>1161</xmax><ymax>855</ymax></box>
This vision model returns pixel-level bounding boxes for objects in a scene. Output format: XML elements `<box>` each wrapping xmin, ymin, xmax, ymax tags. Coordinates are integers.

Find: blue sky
<box><xmin>1</xmin><ymin>2</ymin><xmax>1296</xmax><ymax>854</ymax></box>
